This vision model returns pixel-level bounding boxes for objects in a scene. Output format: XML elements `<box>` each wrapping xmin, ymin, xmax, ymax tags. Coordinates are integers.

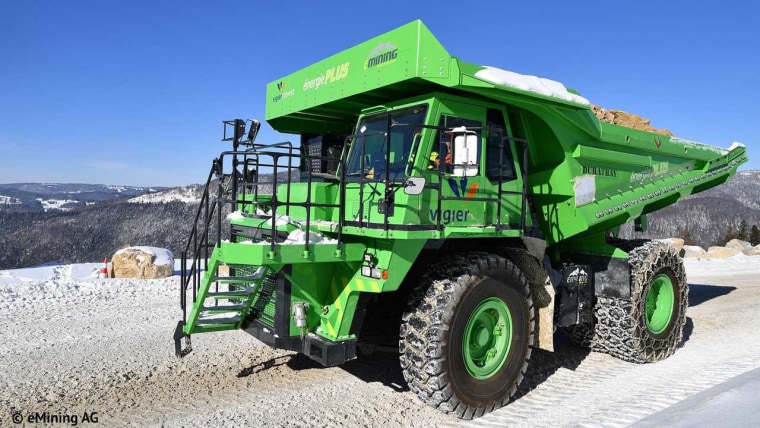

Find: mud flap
<box><xmin>535</xmin><ymin>277</ymin><xmax>556</xmax><ymax>352</ymax></box>
<box><xmin>559</xmin><ymin>265</ymin><xmax>594</xmax><ymax>327</ymax></box>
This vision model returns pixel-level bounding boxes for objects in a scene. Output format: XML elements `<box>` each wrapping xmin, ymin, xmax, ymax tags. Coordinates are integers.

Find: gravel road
<box><xmin>1</xmin><ymin>256</ymin><xmax>758</xmax><ymax>427</ymax></box>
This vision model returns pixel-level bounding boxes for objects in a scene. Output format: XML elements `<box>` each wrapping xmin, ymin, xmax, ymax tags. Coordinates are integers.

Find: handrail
<box><xmin>179</xmin><ymin>142</ymin><xmax>350</xmax><ymax>326</ymax></box>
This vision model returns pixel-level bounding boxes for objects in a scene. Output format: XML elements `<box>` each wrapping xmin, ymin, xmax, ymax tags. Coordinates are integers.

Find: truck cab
<box><xmin>311</xmin><ymin>93</ymin><xmax>530</xmax><ymax>236</ymax></box>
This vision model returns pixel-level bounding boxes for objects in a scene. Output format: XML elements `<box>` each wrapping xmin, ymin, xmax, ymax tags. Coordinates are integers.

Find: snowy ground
<box><xmin>0</xmin><ymin>255</ymin><xmax>759</xmax><ymax>427</ymax></box>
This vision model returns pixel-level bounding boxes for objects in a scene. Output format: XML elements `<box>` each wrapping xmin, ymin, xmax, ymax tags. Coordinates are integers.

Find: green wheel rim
<box><xmin>462</xmin><ymin>297</ymin><xmax>512</xmax><ymax>379</ymax></box>
<box><xmin>645</xmin><ymin>274</ymin><xmax>676</xmax><ymax>334</ymax></box>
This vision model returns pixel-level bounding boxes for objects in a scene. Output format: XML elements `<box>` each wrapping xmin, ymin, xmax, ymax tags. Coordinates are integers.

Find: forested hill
<box><xmin>0</xmin><ymin>201</ymin><xmax>197</xmax><ymax>269</ymax></box>
<box><xmin>619</xmin><ymin>170</ymin><xmax>760</xmax><ymax>247</ymax></box>
<box><xmin>0</xmin><ymin>171</ymin><xmax>757</xmax><ymax>269</ymax></box>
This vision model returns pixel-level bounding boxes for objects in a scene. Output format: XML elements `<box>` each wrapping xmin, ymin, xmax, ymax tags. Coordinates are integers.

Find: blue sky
<box><xmin>1</xmin><ymin>1</ymin><xmax>757</xmax><ymax>186</ymax></box>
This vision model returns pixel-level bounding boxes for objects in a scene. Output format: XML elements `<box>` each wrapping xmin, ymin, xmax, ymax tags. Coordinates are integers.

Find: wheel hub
<box><xmin>645</xmin><ymin>273</ymin><xmax>675</xmax><ymax>334</ymax></box>
<box><xmin>462</xmin><ymin>297</ymin><xmax>512</xmax><ymax>379</ymax></box>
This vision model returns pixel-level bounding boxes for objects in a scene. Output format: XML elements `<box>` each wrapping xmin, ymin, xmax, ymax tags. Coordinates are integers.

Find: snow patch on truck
<box><xmin>670</xmin><ymin>137</ymin><xmax>728</xmax><ymax>155</ymax></box>
<box><xmin>475</xmin><ymin>66</ymin><xmax>590</xmax><ymax>105</ymax></box>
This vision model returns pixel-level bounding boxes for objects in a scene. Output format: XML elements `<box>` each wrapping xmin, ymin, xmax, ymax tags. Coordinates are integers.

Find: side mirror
<box><xmin>403</xmin><ymin>177</ymin><xmax>426</xmax><ymax>195</ymax></box>
<box><xmin>452</xmin><ymin>131</ymin><xmax>479</xmax><ymax>177</ymax></box>
<box><xmin>247</xmin><ymin>120</ymin><xmax>261</xmax><ymax>143</ymax></box>
<box><xmin>244</xmin><ymin>167</ymin><xmax>257</xmax><ymax>183</ymax></box>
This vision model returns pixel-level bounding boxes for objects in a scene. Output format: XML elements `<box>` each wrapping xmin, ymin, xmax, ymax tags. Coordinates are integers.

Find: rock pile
<box><xmin>677</xmin><ymin>239</ymin><xmax>760</xmax><ymax>259</ymax></box>
<box><xmin>592</xmin><ymin>105</ymin><xmax>672</xmax><ymax>136</ymax></box>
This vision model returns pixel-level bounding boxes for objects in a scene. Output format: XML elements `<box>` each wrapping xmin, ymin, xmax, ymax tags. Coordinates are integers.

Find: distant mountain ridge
<box><xmin>0</xmin><ymin>170</ymin><xmax>757</xmax><ymax>269</ymax></box>
<box><xmin>0</xmin><ymin>183</ymin><xmax>161</xmax><ymax>194</ymax></box>
<box><xmin>0</xmin><ymin>183</ymin><xmax>168</xmax><ymax>213</ymax></box>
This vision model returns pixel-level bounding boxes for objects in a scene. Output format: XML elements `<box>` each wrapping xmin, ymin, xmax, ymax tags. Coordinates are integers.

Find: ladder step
<box><xmin>197</xmin><ymin>315</ymin><xmax>241</xmax><ymax>325</ymax></box>
<box><xmin>212</xmin><ymin>266</ymin><xmax>267</xmax><ymax>283</ymax></box>
<box><xmin>202</xmin><ymin>304</ymin><xmax>247</xmax><ymax>313</ymax></box>
<box><xmin>212</xmin><ymin>276</ymin><xmax>263</xmax><ymax>283</ymax></box>
<box><xmin>207</xmin><ymin>288</ymin><xmax>254</xmax><ymax>298</ymax></box>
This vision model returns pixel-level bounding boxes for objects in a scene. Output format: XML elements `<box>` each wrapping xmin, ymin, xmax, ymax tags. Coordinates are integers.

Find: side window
<box><xmin>428</xmin><ymin>116</ymin><xmax>481</xmax><ymax>173</ymax></box>
<box><xmin>485</xmin><ymin>108</ymin><xmax>517</xmax><ymax>183</ymax></box>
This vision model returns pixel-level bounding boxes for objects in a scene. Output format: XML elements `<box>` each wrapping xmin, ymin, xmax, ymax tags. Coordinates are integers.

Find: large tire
<box><xmin>572</xmin><ymin>241</ymin><xmax>688</xmax><ymax>363</ymax></box>
<box><xmin>399</xmin><ymin>252</ymin><xmax>535</xmax><ymax>419</ymax></box>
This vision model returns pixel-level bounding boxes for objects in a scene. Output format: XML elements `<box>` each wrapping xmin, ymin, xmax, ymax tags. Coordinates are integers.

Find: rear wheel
<box><xmin>571</xmin><ymin>241</ymin><xmax>688</xmax><ymax>363</ymax></box>
<box><xmin>399</xmin><ymin>252</ymin><xmax>534</xmax><ymax>419</ymax></box>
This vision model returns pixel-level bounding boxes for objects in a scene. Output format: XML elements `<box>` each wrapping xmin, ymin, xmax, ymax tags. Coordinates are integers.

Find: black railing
<box><xmin>180</xmin><ymin>164</ymin><xmax>216</xmax><ymax>323</ymax></box>
<box><xmin>179</xmin><ymin>142</ymin><xmax>347</xmax><ymax>324</ymax></box>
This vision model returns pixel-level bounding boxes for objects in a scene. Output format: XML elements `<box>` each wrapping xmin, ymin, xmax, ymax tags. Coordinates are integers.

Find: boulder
<box><xmin>725</xmin><ymin>239</ymin><xmax>752</xmax><ymax>250</ymax></box>
<box><xmin>110</xmin><ymin>246</ymin><xmax>174</xmax><ymax>279</ymax></box>
<box><xmin>743</xmin><ymin>247</ymin><xmax>760</xmax><ymax>256</ymax></box>
<box><xmin>658</xmin><ymin>238</ymin><xmax>685</xmax><ymax>253</ymax></box>
<box><xmin>682</xmin><ymin>245</ymin><xmax>706</xmax><ymax>259</ymax></box>
<box><xmin>705</xmin><ymin>246</ymin><xmax>741</xmax><ymax>259</ymax></box>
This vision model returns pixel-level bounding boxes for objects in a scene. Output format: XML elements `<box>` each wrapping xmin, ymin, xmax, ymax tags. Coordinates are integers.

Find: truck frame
<box><xmin>174</xmin><ymin>20</ymin><xmax>748</xmax><ymax>418</ymax></box>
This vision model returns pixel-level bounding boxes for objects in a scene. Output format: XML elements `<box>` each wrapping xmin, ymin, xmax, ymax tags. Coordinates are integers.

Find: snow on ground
<box><xmin>0</xmin><ymin>195</ymin><xmax>21</xmax><ymax>205</ymax></box>
<box><xmin>35</xmin><ymin>198</ymin><xmax>79</xmax><ymax>211</ymax></box>
<box><xmin>683</xmin><ymin>252</ymin><xmax>760</xmax><ymax>277</ymax></box>
<box><xmin>128</xmin><ymin>187</ymin><xmax>200</xmax><ymax>203</ymax></box>
<box><xmin>0</xmin><ymin>254</ymin><xmax>759</xmax><ymax>427</ymax></box>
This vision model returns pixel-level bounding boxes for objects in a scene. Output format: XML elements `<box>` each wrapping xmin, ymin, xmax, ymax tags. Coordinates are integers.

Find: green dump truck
<box><xmin>174</xmin><ymin>20</ymin><xmax>748</xmax><ymax>418</ymax></box>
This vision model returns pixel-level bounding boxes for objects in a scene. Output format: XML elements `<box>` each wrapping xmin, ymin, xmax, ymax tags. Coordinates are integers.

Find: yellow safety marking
<box><xmin>330</xmin><ymin>276</ymin><xmax>340</xmax><ymax>310</ymax></box>
<box><xmin>355</xmin><ymin>278</ymin><xmax>365</xmax><ymax>291</ymax></box>
<box><xmin>325</xmin><ymin>319</ymin><xmax>337</xmax><ymax>338</ymax></box>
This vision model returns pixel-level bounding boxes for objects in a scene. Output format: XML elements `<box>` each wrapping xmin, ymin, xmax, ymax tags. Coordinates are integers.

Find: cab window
<box><xmin>485</xmin><ymin>108</ymin><xmax>517</xmax><ymax>183</ymax></box>
<box><xmin>346</xmin><ymin>105</ymin><xmax>427</xmax><ymax>180</ymax></box>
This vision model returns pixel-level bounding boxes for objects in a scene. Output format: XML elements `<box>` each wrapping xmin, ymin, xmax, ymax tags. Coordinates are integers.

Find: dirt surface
<box><xmin>1</xmin><ymin>257</ymin><xmax>759</xmax><ymax>427</ymax></box>
<box><xmin>592</xmin><ymin>105</ymin><xmax>673</xmax><ymax>136</ymax></box>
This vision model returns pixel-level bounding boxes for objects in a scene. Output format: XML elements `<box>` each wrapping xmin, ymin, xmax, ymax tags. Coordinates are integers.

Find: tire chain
<box><xmin>399</xmin><ymin>252</ymin><xmax>535</xmax><ymax>419</ymax></box>
<box><xmin>566</xmin><ymin>241</ymin><xmax>687</xmax><ymax>363</ymax></box>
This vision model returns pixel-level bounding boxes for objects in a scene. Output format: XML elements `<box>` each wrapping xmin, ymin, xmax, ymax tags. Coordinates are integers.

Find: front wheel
<box><xmin>399</xmin><ymin>252</ymin><xmax>535</xmax><ymax>419</ymax></box>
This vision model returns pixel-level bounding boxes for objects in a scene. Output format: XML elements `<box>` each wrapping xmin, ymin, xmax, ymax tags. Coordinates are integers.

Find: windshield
<box><xmin>345</xmin><ymin>104</ymin><xmax>428</xmax><ymax>180</ymax></box>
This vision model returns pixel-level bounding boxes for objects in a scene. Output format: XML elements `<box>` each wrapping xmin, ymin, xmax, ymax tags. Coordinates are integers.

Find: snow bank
<box><xmin>0</xmin><ymin>265</ymin><xmax>58</xmax><ymax>285</ymax></box>
<box><xmin>684</xmin><ymin>253</ymin><xmax>760</xmax><ymax>277</ymax></box>
<box><xmin>474</xmin><ymin>66</ymin><xmax>590</xmax><ymax>105</ymax></box>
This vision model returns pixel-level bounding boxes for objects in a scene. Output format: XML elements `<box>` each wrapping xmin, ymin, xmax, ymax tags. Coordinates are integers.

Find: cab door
<box><xmin>484</xmin><ymin>107</ymin><xmax>525</xmax><ymax>230</ymax></box>
<box><xmin>421</xmin><ymin>99</ymin><xmax>524</xmax><ymax>231</ymax></box>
